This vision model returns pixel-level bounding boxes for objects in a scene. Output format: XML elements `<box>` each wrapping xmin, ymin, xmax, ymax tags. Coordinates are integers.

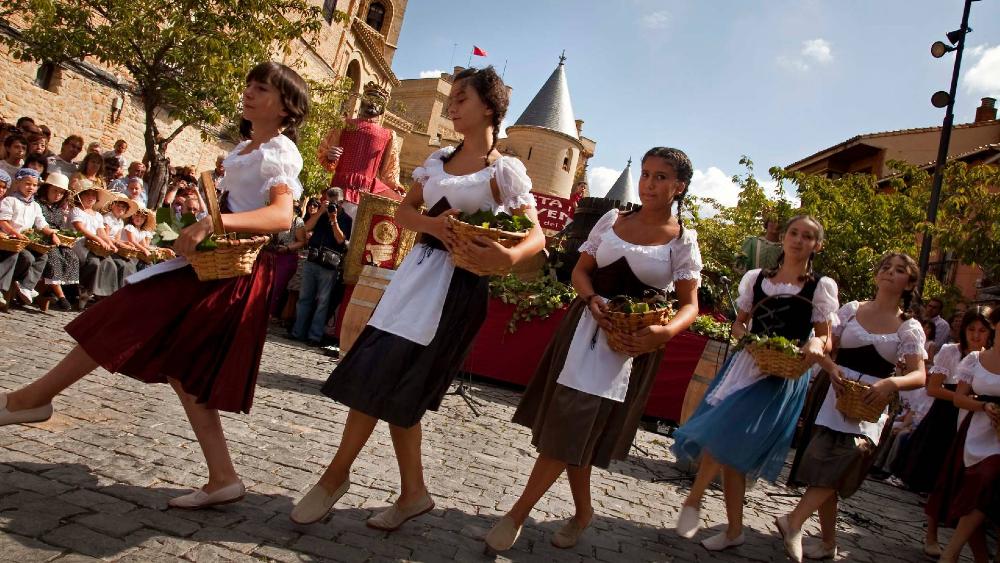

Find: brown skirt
<box><xmin>794</xmin><ymin>426</ymin><xmax>878</xmax><ymax>499</ymax></box>
<box><xmin>949</xmin><ymin>454</ymin><xmax>1000</xmax><ymax>522</ymax></box>
<box><xmin>925</xmin><ymin>412</ymin><xmax>973</xmax><ymax>527</ymax></box>
<box><xmin>511</xmin><ymin>299</ymin><xmax>664</xmax><ymax>469</ymax></box>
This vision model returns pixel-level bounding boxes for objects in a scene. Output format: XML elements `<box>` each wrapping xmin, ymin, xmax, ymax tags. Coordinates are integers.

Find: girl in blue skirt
<box><xmin>671</xmin><ymin>215</ymin><xmax>839</xmax><ymax>552</ymax></box>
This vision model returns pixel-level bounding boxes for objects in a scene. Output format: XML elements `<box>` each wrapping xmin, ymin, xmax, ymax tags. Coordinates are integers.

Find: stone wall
<box><xmin>1</xmin><ymin>48</ymin><xmax>233</xmax><ymax>173</ymax></box>
<box><xmin>499</xmin><ymin>127</ymin><xmax>581</xmax><ymax>198</ymax></box>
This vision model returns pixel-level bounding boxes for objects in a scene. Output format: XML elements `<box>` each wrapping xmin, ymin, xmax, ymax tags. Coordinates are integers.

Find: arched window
<box><xmin>562</xmin><ymin>147</ymin><xmax>573</xmax><ymax>171</ymax></box>
<box><xmin>365</xmin><ymin>1</ymin><xmax>386</xmax><ymax>32</ymax></box>
<box><xmin>35</xmin><ymin>62</ymin><xmax>60</xmax><ymax>92</ymax></box>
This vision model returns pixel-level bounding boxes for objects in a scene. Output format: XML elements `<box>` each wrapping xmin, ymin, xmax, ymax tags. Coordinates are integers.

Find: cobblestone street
<box><xmin>0</xmin><ymin>307</ymin><xmax>973</xmax><ymax>562</ymax></box>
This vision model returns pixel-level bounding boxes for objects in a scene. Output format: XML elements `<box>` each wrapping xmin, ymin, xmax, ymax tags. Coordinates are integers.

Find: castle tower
<box><xmin>604</xmin><ymin>158</ymin><xmax>638</xmax><ymax>205</ymax></box>
<box><xmin>498</xmin><ymin>53</ymin><xmax>585</xmax><ymax>199</ymax></box>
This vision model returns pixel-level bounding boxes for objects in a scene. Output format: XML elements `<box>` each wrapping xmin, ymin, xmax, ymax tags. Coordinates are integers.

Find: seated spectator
<box><xmin>38</xmin><ymin>125</ymin><xmax>54</xmax><ymax>159</ymax></box>
<box><xmin>102</xmin><ymin>139</ymin><xmax>128</xmax><ymax>172</ymax></box>
<box><xmin>72</xmin><ymin>152</ymin><xmax>107</xmax><ymax>189</ymax></box>
<box><xmin>47</xmin><ymin>135</ymin><xmax>84</xmax><ymax>177</ymax></box>
<box><xmin>0</xmin><ymin>168</ymin><xmax>58</xmax><ymax>309</ymax></box>
<box><xmin>0</xmin><ymin>123</ymin><xmax>19</xmax><ymax>161</ymax></box>
<box><xmin>23</xmin><ymin>154</ymin><xmax>48</xmax><ymax>175</ymax></box>
<box><xmin>26</xmin><ymin>134</ymin><xmax>47</xmax><ymax>158</ymax></box>
<box><xmin>86</xmin><ymin>141</ymin><xmax>101</xmax><ymax>156</ymax></box>
<box><xmin>35</xmin><ymin>172</ymin><xmax>79</xmax><ymax>311</ymax></box>
<box><xmin>109</xmin><ymin>160</ymin><xmax>146</xmax><ymax>194</ymax></box>
<box><xmin>0</xmin><ymin>169</ymin><xmax>9</xmax><ymax>199</ymax></box>
<box><xmin>122</xmin><ymin>177</ymin><xmax>147</xmax><ymax>208</ymax></box>
<box><xmin>69</xmin><ymin>180</ymin><xmax>116</xmax><ymax>307</ymax></box>
<box><xmin>1</xmin><ymin>133</ymin><xmax>28</xmax><ymax>177</ymax></box>
<box><xmin>103</xmin><ymin>154</ymin><xmax>123</xmax><ymax>185</ymax></box>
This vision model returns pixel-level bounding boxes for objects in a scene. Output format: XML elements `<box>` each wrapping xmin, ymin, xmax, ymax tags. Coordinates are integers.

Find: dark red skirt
<box><xmin>65</xmin><ymin>254</ymin><xmax>275</xmax><ymax>413</ymax></box>
<box><xmin>948</xmin><ymin>454</ymin><xmax>1000</xmax><ymax>523</ymax></box>
<box><xmin>925</xmin><ymin>412</ymin><xmax>972</xmax><ymax>527</ymax></box>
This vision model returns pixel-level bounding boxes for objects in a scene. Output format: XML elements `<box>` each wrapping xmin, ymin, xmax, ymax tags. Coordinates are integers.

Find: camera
<box><xmin>327</xmin><ymin>202</ymin><xmax>339</xmax><ymax>214</ymax></box>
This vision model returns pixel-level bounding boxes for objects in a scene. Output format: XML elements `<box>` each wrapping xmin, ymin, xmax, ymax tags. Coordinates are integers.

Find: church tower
<box><xmin>499</xmin><ymin>53</ymin><xmax>585</xmax><ymax>199</ymax></box>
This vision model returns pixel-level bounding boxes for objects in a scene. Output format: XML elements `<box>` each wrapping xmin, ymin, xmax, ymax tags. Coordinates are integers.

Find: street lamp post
<box><xmin>918</xmin><ymin>0</ymin><xmax>977</xmax><ymax>294</ymax></box>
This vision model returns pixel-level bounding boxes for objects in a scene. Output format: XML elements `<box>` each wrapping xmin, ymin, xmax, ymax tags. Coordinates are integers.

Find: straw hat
<box><xmin>41</xmin><ymin>172</ymin><xmax>71</xmax><ymax>194</ymax></box>
<box><xmin>105</xmin><ymin>194</ymin><xmax>139</xmax><ymax>218</ymax></box>
<box><xmin>134</xmin><ymin>207</ymin><xmax>156</xmax><ymax>231</ymax></box>
<box><xmin>71</xmin><ymin>181</ymin><xmax>115</xmax><ymax>210</ymax></box>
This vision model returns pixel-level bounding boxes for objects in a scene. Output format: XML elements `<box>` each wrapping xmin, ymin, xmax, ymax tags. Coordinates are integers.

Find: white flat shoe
<box><xmin>776</xmin><ymin>515</ymin><xmax>803</xmax><ymax>562</ymax></box>
<box><xmin>804</xmin><ymin>538</ymin><xmax>838</xmax><ymax>560</ymax></box>
<box><xmin>168</xmin><ymin>481</ymin><xmax>246</xmax><ymax>509</ymax></box>
<box><xmin>701</xmin><ymin>530</ymin><xmax>745</xmax><ymax>551</ymax></box>
<box><xmin>290</xmin><ymin>480</ymin><xmax>350</xmax><ymax>524</ymax></box>
<box><xmin>366</xmin><ymin>492</ymin><xmax>435</xmax><ymax>531</ymax></box>
<box><xmin>675</xmin><ymin>505</ymin><xmax>701</xmax><ymax>539</ymax></box>
<box><xmin>0</xmin><ymin>393</ymin><xmax>53</xmax><ymax>426</ymax></box>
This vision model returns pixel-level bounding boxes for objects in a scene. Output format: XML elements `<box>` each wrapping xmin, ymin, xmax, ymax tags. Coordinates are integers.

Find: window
<box><xmin>35</xmin><ymin>62</ymin><xmax>59</xmax><ymax>92</ymax></box>
<box><xmin>527</xmin><ymin>147</ymin><xmax>532</xmax><ymax>160</ymax></box>
<box><xmin>322</xmin><ymin>0</ymin><xmax>337</xmax><ymax>24</ymax></box>
<box><xmin>562</xmin><ymin>147</ymin><xmax>573</xmax><ymax>171</ymax></box>
<box><xmin>365</xmin><ymin>1</ymin><xmax>386</xmax><ymax>32</ymax></box>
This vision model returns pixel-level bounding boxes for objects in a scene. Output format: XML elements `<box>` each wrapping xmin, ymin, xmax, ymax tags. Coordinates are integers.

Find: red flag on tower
<box><xmin>472</xmin><ymin>46</ymin><xmax>488</xmax><ymax>57</ymax></box>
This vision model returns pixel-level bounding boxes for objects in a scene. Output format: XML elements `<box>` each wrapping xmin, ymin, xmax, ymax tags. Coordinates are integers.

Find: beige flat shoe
<box><xmin>551</xmin><ymin>515</ymin><xmax>591</xmax><ymax>549</ymax></box>
<box><xmin>366</xmin><ymin>492</ymin><xmax>434</xmax><ymax>531</ymax></box>
<box><xmin>0</xmin><ymin>393</ymin><xmax>53</xmax><ymax>427</ymax></box>
<box><xmin>775</xmin><ymin>515</ymin><xmax>803</xmax><ymax>562</ymax></box>
<box><xmin>168</xmin><ymin>481</ymin><xmax>246</xmax><ymax>509</ymax></box>
<box><xmin>923</xmin><ymin>540</ymin><xmax>942</xmax><ymax>558</ymax></box>
<box><xmin>803</xmin><ymin>538</ymin><xmax>838</xmax><ymax>560</ymax></box>
<box><xmin>484</xmin><ymin>515</ymin><xmax>523</xmax><ymax>553</ymax></box>
<box><xmin>290</xmin><ymin>480</ymin><xmax>350</xmax><ymax>524</ymax></box>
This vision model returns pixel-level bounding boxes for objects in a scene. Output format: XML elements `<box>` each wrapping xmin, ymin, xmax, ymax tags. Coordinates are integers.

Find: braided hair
<box><xmin>440</xmin><ymin>66</ymin><xmax>509</xmax><ymax>166</ymax></box>
<box><xmin>763</xmin><ymin>214</ymin><xmax>825</xmax><ymax>282</ymax></box>
<box><xmin>623</xmin><ymin>147</ymin><xmax>693</xmax><ymax>233</ymax></box>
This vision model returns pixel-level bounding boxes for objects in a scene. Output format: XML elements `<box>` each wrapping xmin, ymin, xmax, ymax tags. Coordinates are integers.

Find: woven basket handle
<box><xmin>200</xmin><ymin>171</ymin><xmax>226</xmax><ymax>237</ymax></box>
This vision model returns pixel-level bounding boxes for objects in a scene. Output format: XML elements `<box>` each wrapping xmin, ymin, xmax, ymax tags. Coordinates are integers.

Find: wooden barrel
<box><xmin>339</xmin><ymin>265</ymin><xmax>394</xmax><ymax>355</ymax></box>
<box><xmin>679</xmin><ymin>338</ymin><xmax>733</xmax><ymax>425</ymax></box>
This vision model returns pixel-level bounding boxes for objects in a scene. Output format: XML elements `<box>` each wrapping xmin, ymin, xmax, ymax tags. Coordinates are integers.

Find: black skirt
<box><xmin>892</xmin><ymin>397</ymin><xmax>958</xmax><ymax>493</ymax></box>
<box><xmin>321</xmin><ymin>267</ymin><xmax>489</xmax><ymax>428</ymax></box>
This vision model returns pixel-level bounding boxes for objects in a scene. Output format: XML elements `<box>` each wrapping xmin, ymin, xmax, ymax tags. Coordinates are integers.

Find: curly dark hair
<box><xmin>441</xmin><ymin>66</ymin><xmax>509</xmax><ymax>165</ymax></box>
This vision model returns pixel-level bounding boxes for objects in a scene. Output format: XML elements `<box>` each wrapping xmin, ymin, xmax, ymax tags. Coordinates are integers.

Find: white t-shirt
<box><xmin>0</xmin><ymin>195</ymin><xmax>48</xmax><ymax>232</ymax></box>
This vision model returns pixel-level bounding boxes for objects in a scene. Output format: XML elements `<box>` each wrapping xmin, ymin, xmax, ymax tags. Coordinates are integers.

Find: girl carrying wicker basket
<box><xmin>0</xmin><ymin>62</ymin><xmax>308</xmax><ymax>510</ymax></box>
<box><xmin>934</xmin><ymin>306</ymin><xmax>1000</xmax><ymax>563</ymax></box>
<box><xmin>291</xmin><ymin>66</ymin><xmax>546</xmax><ymax>531</ymax></box>
<box><xmin>482</xmin><ymin>147</ymin><xmax>702</xmax><ymax>553</ymax></box>
<box><xmin>776</xmin><ymin>252</ymin><xmax>927</xmax><ymax>562</ymax></box>
<box><xmin>671</xmin><ymin>214</ymin><xmax>838</xmax><ymax>552</ymax></box>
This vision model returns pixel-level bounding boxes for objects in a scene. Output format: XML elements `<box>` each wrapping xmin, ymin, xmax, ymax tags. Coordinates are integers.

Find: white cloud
<box><xmin>588</xmin><ymin>166</ymin><xmax>621</xmax><ymax>198</ymax></box>
<box><xmin>419</xmin><ymin>69</ymin><xmax>446</xmax><ymax>79</ymax></box>
<box><xmin>963</xmin><ymin>44</ymin><xmax>1000</xmax><ymax>94</ymax></box>
<box><xmin>641</xmin><ymin>10</ymin><xmax>670</xmax><ymax>29</ymax></box>
<box><xmin>690</xmin><ymin>167</ymin><xmax>740</xmax><ymax>207</ymax></box>
<box><xmin>802</xmin><ymin>39</ymin><xmax>833</xmax><ymax>64</ymax></box>
<box><xmin>777</xmin><ymin>38</ymin><xmax>834</xmax><ymax>72</ymax></box>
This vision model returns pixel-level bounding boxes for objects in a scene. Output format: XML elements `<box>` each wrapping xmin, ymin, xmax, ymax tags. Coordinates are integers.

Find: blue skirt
<box><xmin>671</xmin><ymin>354</ymin><xmax>812</xmax><ymax>482</ymax></box>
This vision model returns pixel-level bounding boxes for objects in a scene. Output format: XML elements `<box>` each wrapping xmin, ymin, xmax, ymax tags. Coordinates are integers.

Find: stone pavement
<box><xmin>0</xmin><ymin>307</ymin><xmax>975</xmax><ymax>562</ymax></box>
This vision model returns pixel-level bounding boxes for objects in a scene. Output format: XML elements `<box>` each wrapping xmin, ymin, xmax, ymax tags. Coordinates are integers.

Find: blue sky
<box><xmin>388</xmin><ymin>0</ymin><xmax>1000</xmax><ymax>204</ymax></box>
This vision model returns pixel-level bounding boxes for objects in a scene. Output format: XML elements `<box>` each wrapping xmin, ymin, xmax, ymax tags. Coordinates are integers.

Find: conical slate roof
<box><xmin>511</xmin><ymin>54</ymin><xmax>578</xmax><ymax>139</ymax></box>
<box><xmin>604</xmin><ymin>158</ymin><xmax>637</xmax><ymax>204</ymax></box>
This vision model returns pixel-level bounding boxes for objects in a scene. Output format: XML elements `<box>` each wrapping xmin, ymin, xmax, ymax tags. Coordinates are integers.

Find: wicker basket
<box><xmin>185</xmin><ymin>172</ymin><xmax>269</xmax><ymax>281</ymax></box>
<box><xmin>115</xmin><ymin>247</ymin><xmax>139</xmax><ymax>260</ymax></box>
<box><xmin>746</xmin><ymin>342</ymin><xmax>807</xmax><ymax>380</ymax></box>
<box><xmin>55</xmin><ymin>233</ymin><xmax>80</xmax><ymax>246</ymax></box>
<box><xmin>0</xmin><ymin>234</ymin><xmax>30</xmax><ymax>253</ymax></box>
<box><xmin>85</xmin><ymin>239</ymin><xmax>112</xmax><ymax>258</ymax></box>
<box><xmin>836</xmin><ymin>379</ymin><xmax>890</xmax><ymax>423</ymax></box>
<box><xmin>604</xmin><ymin>306</ymin><xmax>674</xmax><ymax>355</ymax></box>
<box><xmin>138</xmin><ymin>248</ymin><xmax>162</xmax><ymax>265</ymax></box>
<box><xmin>447</xmin><ymin>216</ymin><xmax>528</xmax><ymax>276</ymax></box>
<box><xmin>26</xmin><ymin>240</ymin><xmax>54</xmax><ymax>254</ymax></box>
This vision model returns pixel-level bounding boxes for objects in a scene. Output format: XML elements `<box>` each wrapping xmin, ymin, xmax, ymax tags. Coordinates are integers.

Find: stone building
<box><xmin>390</xmin><ymin>54</ymin><xmax>597</xmax><ymax>208</ymax></box>
<box><xmin>0</xmin><ymin>0</ymin><xmax>407</xmax><ymax>182</ymax></box>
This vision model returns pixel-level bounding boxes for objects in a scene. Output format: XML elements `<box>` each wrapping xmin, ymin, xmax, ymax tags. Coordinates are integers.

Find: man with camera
<box><xmin>292</xmin><ymin>188</ymin><xmax>352</xmax><ymax>346</ymax></box>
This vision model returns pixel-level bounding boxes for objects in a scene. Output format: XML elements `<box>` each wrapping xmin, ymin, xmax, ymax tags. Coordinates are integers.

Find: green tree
<box><xmin>297</xmin><ymin>78</ymin><xmax>352</xmax><ymax>198</ymax></box>
<box><xmin>1</xmin><ymin>0</ymin><xmax>331</xmax><ymax>206</ymax></box>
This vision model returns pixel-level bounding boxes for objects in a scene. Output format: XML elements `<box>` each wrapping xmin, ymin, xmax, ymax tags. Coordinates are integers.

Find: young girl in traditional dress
<box><xmin>291</xmin><ymin>66</ymin><xmax>546</xmax><ymax>529</ymax></box>
<box><xmin>0</xmin><ymin>61</ymin><xmax>308</xmax><ymax>509</ymax></box>
<box><xmin>483</xmin><ymin>147</ymin><xmax>702</xmax><ymax>552</ymax></box>
<box><xmin>69</xmin><ymin>180</ymin><xmax>116</xmax><ymax>306</ymax></box>
<box><xmin>775</xmin><ymin>252</ymin><xmax>927</xmax><ymax>562</ymax></box>
<box><xmin>923</xmin><ymin>307</ymin><xmax>995</xmax><ymax>560</ymax></box>
<box><xmin>36</xmin><ymin>172</ymin><xmax>80</xmax><ymax>310</ymax></box>
<box><xmin>671</xmin><ymin>215</ymin><xmax>838</xmax><ymax>551</ymax></box>
<box><xmin>122</xmin><ymin>208</ymin><xmax>156</xmax><ymax>264</ymax></box>
<box><xmin>937</xmin><ymin>307</ymin><xmax>1000</xmax><ymax>563</ymax></box>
